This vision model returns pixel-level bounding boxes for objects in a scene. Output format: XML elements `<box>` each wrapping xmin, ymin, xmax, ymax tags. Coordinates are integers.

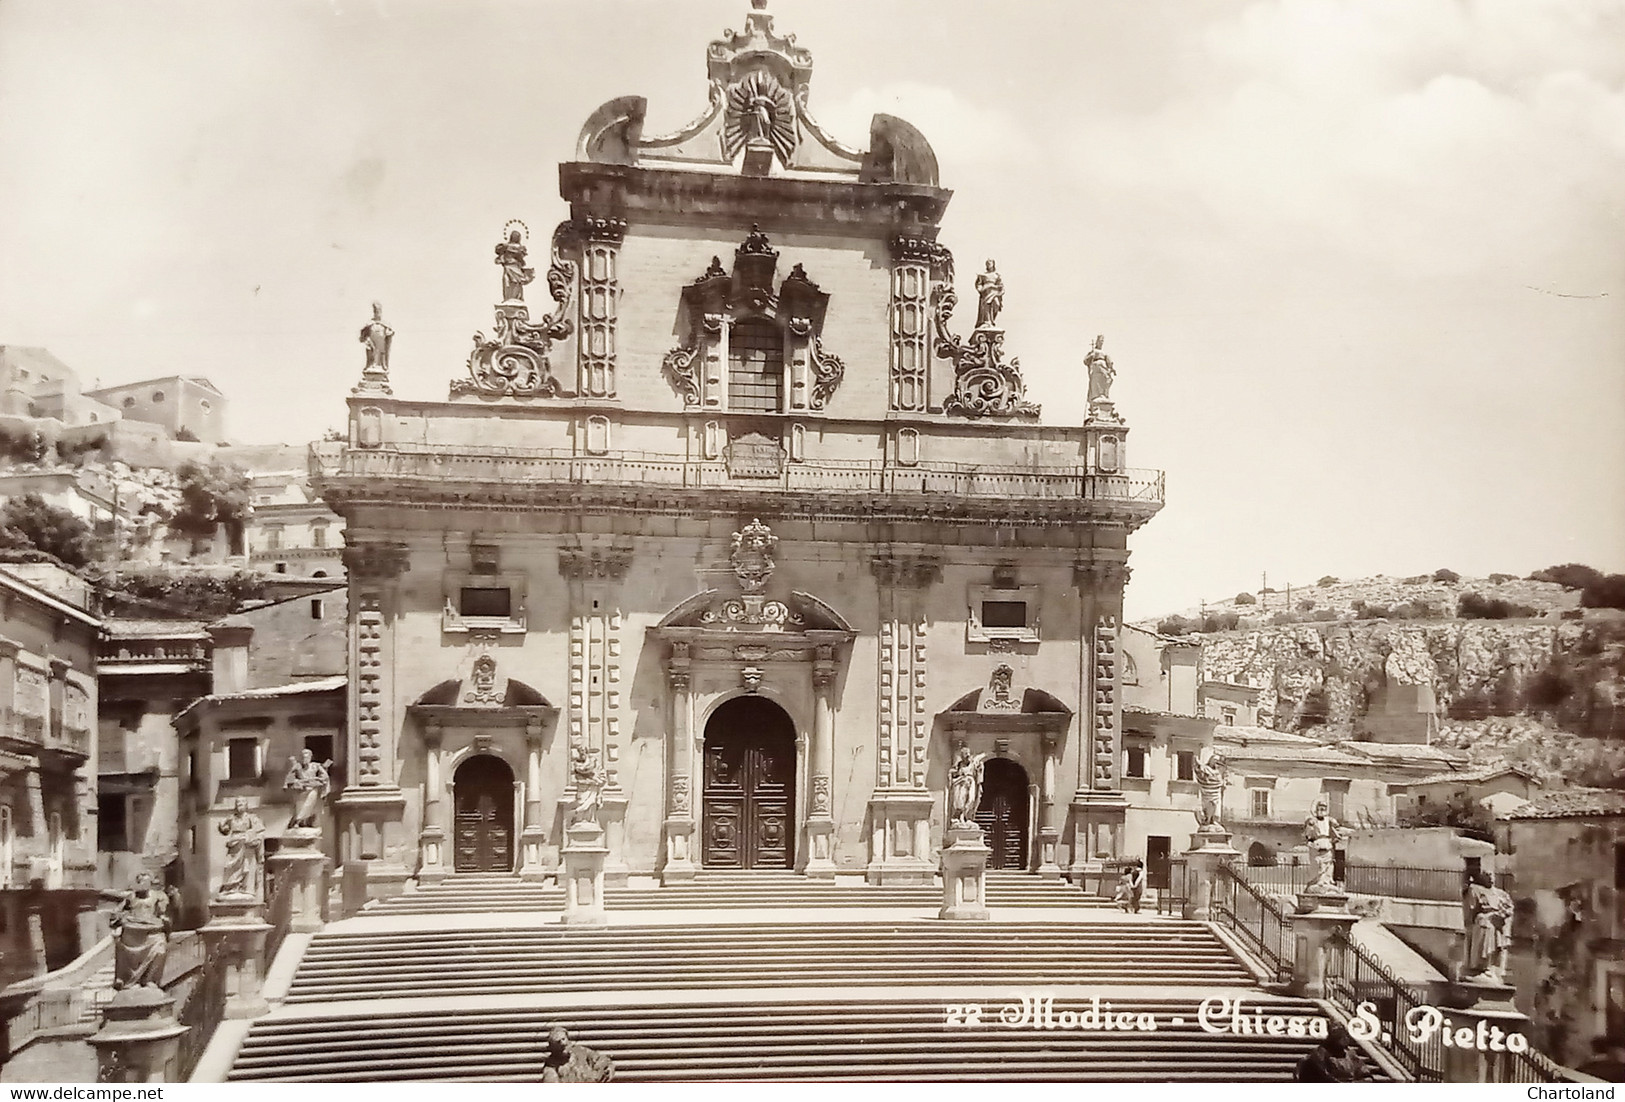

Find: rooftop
<box><xmin>1507</xmin><ymin>788</ymin><xmax>1625</xmax><ymax>821</ymax></box>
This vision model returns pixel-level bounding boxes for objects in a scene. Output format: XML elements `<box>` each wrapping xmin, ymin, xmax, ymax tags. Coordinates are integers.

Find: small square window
<box><xmin>1124</xmin><ymin>747</ymin><xmax>1147</xmax><ymax>779</ymax></box>
<box><xmin>227</xmin><ymin>739</ymin><xmax>258</xmax><ymax>781</ymax></box>
<box><xmin>980</xmin><ymin>601</ymin><xmax>1027</xmax><ymax>629</ymax></box>
<box><xmin>304</xmin><ymin>734</ymin><xmax>334</xmax><ymax>767</ymax></box>
<box><xmin>459</xmin><ymin>587</ymin><xmax>512</xmax><ymax>618</ymax></box>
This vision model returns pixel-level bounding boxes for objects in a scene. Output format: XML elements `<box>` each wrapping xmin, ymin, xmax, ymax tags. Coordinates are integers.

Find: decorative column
<box><xmin>887</xmin><ymin>236</ymin><xmax>937</xmax><ymax>412</ymax></box>
<box><xmin>558</xmin><ymin>545</ymin><xmax>633</xmax><ymax>884</ymax></box>
<box><xmin>575</xmin><ymin>216</ymin><xmax>626</xmax><ymax>399</ymax></box>
<box><xmin>803</xmin><ymin>645</ymin><xmax>838</xmax><ymax>878</ymax></box>
<box><xmin>519</xmin><ymin>717</ymin><xmax>549</xmax><ymax>881</ymax></box>
<box><xmin>1038</xmin><ymin>733</ymin><xmax>1062</xmax><ymax>877</ymax></box>
<box><xmin>662</xmin><ymin>643</ymin><xmax>698</xmax><ymax>883</ymax></box>
<box><xmin>335</xmin><ymin>541</ymin><xmax>410</xmax><ymax>903</ymax></box>
<box><xmin>1067</xmin><ymin>554</ymin><xmax>1131</xmax><ymax>890</ymax></box>
<box><xmin>865</xmin><ymin>552</ymin><xmax>940</xmax><ymax>885</ymax></box>
<box><xmin>417</xmin><ymin>722</ymin><xmax>447</xmax><ymax>883</ymax></box>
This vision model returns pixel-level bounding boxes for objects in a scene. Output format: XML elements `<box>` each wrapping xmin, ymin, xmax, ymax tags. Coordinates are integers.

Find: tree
<box><xmin>1432</xmin><ymin>568</ymin><xmax>1460</xmax><ymax>584</ymax></box>
<box><xmin>1399</xmin><ymin>792</ymin><xmax>1494</xmax><ymax>842</ymax></box>
<box><xmin>1317</xmin><ymin>576</ymin><xmax>1339</xmax><ymax>587</ymax></box>
<box><xmin>1235</xmin><ymin>592</ymin><xmax>1256</xmax><ymax>605</ymax></box>
<box><xmin>1581</xmin><ymin>574</ymin><xmax>1625</xmax><ymax>611</ymax></box>
<box><xmin>0</xmin><ymin>494</ymin><xmax>95</xmax><ymax>567</ymax></box>
<box><xmin>172</xmin><ymin>460</ymin><xmax>252</xmax><ymax>553</ymax></box>
<box><xmin>1530</xmin><ymin>563</ymin><xmax>1604</xmax><ymax>590</ymax></box>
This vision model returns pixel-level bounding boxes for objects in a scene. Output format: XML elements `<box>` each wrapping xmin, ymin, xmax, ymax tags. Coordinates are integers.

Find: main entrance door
<box><xmin>702</xmin><ymin>697</ymin><xmax>795</xmax><ymax>869</ymax></box>
<box><xmin>452</xmin><ymin>754</ymin><xmax>514</xmax><ymax>873</ymax></box>
<box><xmin>975</xmin><ymin>758</ymin><xmax>1030</xmax><ymax>870</ymax></box>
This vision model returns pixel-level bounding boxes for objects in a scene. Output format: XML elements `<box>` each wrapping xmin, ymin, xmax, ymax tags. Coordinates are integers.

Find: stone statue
<box><xmin>540</xmin><ymin>1026</ymin><xmax>613</xmax><ymax>1082</ymax></box>
<box><xmin>569</xmin><ymin>744</ymin><xmax>607</xmax><ymax>827</ymax></box>
<box><xmin>109</xmin><ymin>871</ymin><xmax>170</xmax><ymax>990</ymax></box>
<box><xmin>974</xmin><ymin>259</ymin><xmax>1003</xmax><ymax>330</ymax></box>
<box><xmin>1303</xmin><ymin>797</ymin><xmax>1345</xmax><ymax>892</ymax></box>
<box><xmin>1193</xmin><ymin>748</ymin><xmax>1226</xmax><ymax>830</ymax></box>
<box><xmin>359</xmin><ymin>302</ymin><xmax>393</xmax><ymax>373</ymax></box>
<box><xmin>1462</xmin><ymin>870</ymin><xmax>1515</xmax><ymax>984</ymax></box>
<box><xmin>1085</xmin><ymin>334</ymin><xmax>1116</xmax><ymax>406</ymax></box>
<box><xmin>947</xmin><ymin>743</ymin><xmax>992</xmax><ymax>826</ymax></box>
<box><xmin>216</xmin><ymin>797</ymin><xmax>266</xmax><ymax>900</ymax></box>
<box><xmin>283</xmin><ymin>749</ymin><xmax>331</xmax><ymax>830</ymax></box>
<box><xmin>494</xmin><ymin>227</ymin><xmax>535</xmax><ymax>303</ymax></box>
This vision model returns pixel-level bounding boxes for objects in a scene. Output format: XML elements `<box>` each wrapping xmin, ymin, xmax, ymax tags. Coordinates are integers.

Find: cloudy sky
<box><xmin>0</xmin><ymin>0</ymin><xmax>1620</xmax><ymax>617</ymax></box>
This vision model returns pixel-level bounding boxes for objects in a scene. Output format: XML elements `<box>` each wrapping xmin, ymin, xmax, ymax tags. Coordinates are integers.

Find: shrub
<box><xmin>1203</xmin><ymin>611</ymin><xmax>1241</xmax><ymax>632</ymax></box>
<box><xmin>0</xmin><ymin>494</ymin><xmax>95</xmax><ymax>567</ymax></box>
<box><xmin>1297</xmin><ymin>598</ymin><xmax>1315</xmax><ymax>611</ymax></box>
<box><xmin>1488</xmin><ymin>573</ymin><xmax>1515</xmax><ymax>584</ymax></box>
<box><xmin>1525</xmin><ymin>669</ymin><xmax>1574</xmax><ymax>711</ymax></box>
<box><xmin>1259</xmin><ymin>586</ymin><xmax>1277</xmax><ymax>594</ymax></box>
<box><xmin>1157</xmin><ymin>616</ymin><xmax>1193</xmax><ymax>637</ymax></box>
<box><xmin>91</xmin><ymin>567</ymin><xmax>268</xmax><ymax>619</ymax></box>
<box><xmin>172</xmin><ymin>459</ymin><xmax>251</xmax><ymax>552</ymax></box>
<box><xmin>1458</xmin><ymin>592</ymin><xmax>1538</xmax><ymax>620</ymax></box>
<box><xmin>1531</xmin><ymin>563</ymin><xmax>1604</xmax><ymax>590</ymax></box>
<box><xmin>1402</xmin><ymin>574</ymin><xmax>1429</xmax><ymax>585</ymax></box>
<box><xmin>1295</xmin><ymin>687</ymin><xmax>1330</xmax><ymax>729</ymax></box>
<box><xmin>1317</xmin><ymin>576</ymin><xmax>1339</xmax><ymax>587</ymax></box>
<box><xmin>1234</xmin><ymin>592</ymin><xmax>1256</xmax><ymax>605</ymax></box>
<box><xmin>1432</xmin><ymin>568</ymin><xmax>1461</xmax><ymax>584</ymax></box>
<box><xmin>1447</xmin><ymin>687</ymin><xmax>1494</xmax><ymax>721</ymax></box>
<box><xmin>1581</xmin><ymin>574</ymin><xmax>1625</xmax><ymax>611</ymax></box>
<box><xmin>174</xmin><ymin>427</ymin><xmax>200</xmax><ymax>443</ymax></box>
<box><xmin>1399</xmin><ymin>792</ymin><xmax>1494</xmax><ymax>842</ymax></box>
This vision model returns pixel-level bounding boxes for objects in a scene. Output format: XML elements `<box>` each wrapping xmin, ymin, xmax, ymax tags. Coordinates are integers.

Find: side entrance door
<box><xmin>975</xmin><ymin>758</ymin><xmax>1030</xmax><ymax>871</ymax></box>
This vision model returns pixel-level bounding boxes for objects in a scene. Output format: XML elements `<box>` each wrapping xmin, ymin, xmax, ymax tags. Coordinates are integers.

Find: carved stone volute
<box><xmin>342</xmin><ymin>541</ymin><xmax>410</xmax><ymax>581</ymax></box>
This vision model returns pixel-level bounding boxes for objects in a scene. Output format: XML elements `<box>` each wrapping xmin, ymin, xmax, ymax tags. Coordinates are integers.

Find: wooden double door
<box><xmin>974</xmin><ymin>757</ymin><xmax>1030</xmax><ymax>871</ymax></box>
<box><xmin>702</xmin><ymin>697</ymin><xmax>795</xmax><ymax>869</ymax></box>
<box><xmin>453</xmin><ymin>754</ymin><xmax>514</xmax><ymax>873</ymax></box>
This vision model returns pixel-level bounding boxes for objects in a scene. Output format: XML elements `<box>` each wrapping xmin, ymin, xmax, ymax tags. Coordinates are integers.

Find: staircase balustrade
<box><xmin>1321</xmin><ymin>928</ymin><xmax>1443</xmax><ymax>1082</ymax></box>
<box><xmin>1211</xmin><ymin>864</ymin><xmax>1293</xmax><ymax>984</ymax></box>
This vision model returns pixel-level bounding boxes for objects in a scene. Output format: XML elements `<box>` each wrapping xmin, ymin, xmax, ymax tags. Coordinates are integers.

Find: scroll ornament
<box><xmin>932</xmin><ymin>254</ymin><xmax>1040</xmax><ymax>420</ymax></box>
<box><xmin>454</xmin><ymin>221</ymin><xmax>577</xmax><ymax>398</ymax></box>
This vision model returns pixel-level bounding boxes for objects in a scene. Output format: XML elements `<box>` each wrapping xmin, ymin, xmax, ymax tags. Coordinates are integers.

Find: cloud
<box><xmin>811</xmin><ymin>81</ymin><xmax>1036</xmax><ymax>170</ymax></box>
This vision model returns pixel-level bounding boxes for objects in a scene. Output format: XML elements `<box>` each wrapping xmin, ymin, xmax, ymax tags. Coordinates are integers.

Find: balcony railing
<box><xmin>315</xmin><ymin>445</ymin><xmax>1165</xmax><ymax>506</ymax></box>
<box><xmin>99</xmin><ymin>640</ymin><xmax>209</xmax><ymax>667</ymax></box>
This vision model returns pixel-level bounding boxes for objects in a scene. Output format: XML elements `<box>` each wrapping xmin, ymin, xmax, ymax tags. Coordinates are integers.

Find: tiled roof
<box><xmin>1394</xmin><ymin>765</ymin><xmax>1540</xmax><ymax>788</ymax></box>
<box><xmin>1343</xmin><ymin>742</ymin><xmax>1466</xmax><ymax>764</ymax></box>
<box><xmin>1507</xmin><ymin>788</ymin><xmax>1625</xmax><ymax>820</ymax></box>
<box><xmin>1216</xmin><ymin>725</ymin><xmax>1321</xmax><ymax>745</ymax></box>
<box><xmin>103</xmin><ymin>619</ymin><xmax>210</xmax><ymax>638</ymax></box>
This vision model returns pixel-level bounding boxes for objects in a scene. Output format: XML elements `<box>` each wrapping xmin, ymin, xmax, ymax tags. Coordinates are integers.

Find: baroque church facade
<box><xmin>315</xmin><ymin>1</ymin><xmax>1164</xmax><ymax>902</ymax></box>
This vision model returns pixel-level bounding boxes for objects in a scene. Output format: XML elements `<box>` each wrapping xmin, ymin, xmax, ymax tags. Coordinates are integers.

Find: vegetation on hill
<box><xmin>172</xmin><ymin>460</ymin><xmax>251</xmax><ymax>554</ymax></box>
<box><xmin>0</xmin><ymin>494</ymin><xmax>97</xmax><ymax>567</ymax></box>
<box><xmin>88</xmin><ymin>566</ymin><xmax>269</xmax><ymax>619</ymax></box>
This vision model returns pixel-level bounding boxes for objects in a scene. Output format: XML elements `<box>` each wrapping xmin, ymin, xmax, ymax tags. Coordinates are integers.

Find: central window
<box><xmin>459</xmin><ymin>587</ymin><xmax>512</xmax><ymax>619</ymax></box>
<box><xmin>729</xmin><ymin>320</ymin><xmax>783</xmax><ymax>412</ymax></box>
<box><xmin>980</xmin><ymin>600</ymin><xmax>1028</xmax><ymax>629</ymax></box>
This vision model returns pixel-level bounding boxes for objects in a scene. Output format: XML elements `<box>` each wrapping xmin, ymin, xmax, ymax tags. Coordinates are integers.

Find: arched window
<box><xmin>151</xmin><ymin>391</ymin><xmax>166</xmax><ymax>403</ymax></box>
<box><xmin>728</xmin><ymin>319</ymin><xmax>783</xmax><ymax>413</ymax></box>
<box><xmin>1247</xmin><ymin>841</ymin><xmax>1276</xmax><ymax>867</ymax></box>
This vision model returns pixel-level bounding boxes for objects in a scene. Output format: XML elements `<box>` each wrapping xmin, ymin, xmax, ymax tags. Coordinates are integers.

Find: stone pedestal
<box><xmin>518</xmin><ymin>824</ymin><xmax>550</xmax><ymax>882</ymax></box>
<box><xmin>601</xmin><ymin>795</ymin><xmax>631</xmax><ymax>887</ymax></box>
<box><xmin>1067</xmin><ymin>790</ymin><xmax>1128</xmax><ymax>886</ymax></box>
<box><xmin>939</xmin><ymin>824</ymin><xmax>991</xmax><ymax>921</ymax></box>
<box><xmin>1433</xmin><ymin>981</ymin><xmax>1533</xmax><ymax>1083</ymax></box>
<box><xmin>802</xmin><ymin>817</ymin><xmax>836</xmax><ymax>879</ymax></box>
<box><xmin>1037</xmin><ymin>827</ymin><xmax>1063</xmax><ymax>879</ymax></box>
<box><xmin>200</xmin><ymin>897</ymin><xmax>270</xmax><ymax>1020</ymax></box>
<box><xmin>417</xmin><ymin>824</ymin><xmax>448</xmax><ymax>884</ymax></box>
<box><xmin>561</xmin><ymin>822</ymin><xmax>609</xmax><ymax>925</ymax></box>
<box><xmin>661</xmin><ymin>819</ymin><xmax>697</xmax><ymax>883</ymax></box>
<box><xmin>865</xmin><ymin>790</ymin><xmax>936</xmax><ymax>885</ymax></box>
<box><xmin>1181</xmin><ymin>827</ymin><xmax>1241</xmax><ymax>921</ymax></box>
<box><xmin>89</xmin><ymin>986</ymin><xmax>189</xmax><ymax>1083</ymax></box>
<box><xmin>1289</xmin><ymin>890</ymin><xmax>1359</xmax><ymax>1000</ymax></box>
<box><xmin>268</xmin><ymin>829</ymin><xmax>329</xmax><ymax>933</ymax></box>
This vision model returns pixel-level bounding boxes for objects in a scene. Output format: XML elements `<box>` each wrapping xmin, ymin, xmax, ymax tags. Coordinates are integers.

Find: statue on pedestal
<box><xmin>947</xmin><ymin>743</ymin><xmax>992</xmax><ymax>827</ymax></box>
<box><xmin>1303</xmin><ymin>797</ymin><xmax>1345</xmax><ymax>892</ymax></box>
<box><xmin>1085</xmin><ymin>335</ymin><xmax>1117</xmax><ymax>409</ymax></box>
<box><xmin>216</xmin><ymin>797</ymin><xmax>265</xmax><ymax>900</ymax></box>
<box><xmin>494</xmin><ymin>225</ymin><xmax>535</xmax><ymax>303</ymax></box>
<box><xmin>569</xmin><ymin>745</ymin><xmax>607</xmax><ymax>827</ymax></box>
<box><xmin>109</xmin><ymin>871</ymin><xmax>170</xmax><ymax>990</ymax></box>
<box><xmin>283</xmin><ymin>749</ymin><xmax>331</xmax><ymax>830</ymax></box>
<box><xmin>358</xmin><ymin>302</ymin><xmax>393</xmax><ymax>374</ymax></box>
<box><xmin>1193</xmin><ymin>748</ymin><xmax>1226</xmax><ymax>831</ymax></box>
<box><xmin>540</xmin><ymin>1026</ymin><xmax>613</xmax><ymax>1082</ymax></box>
<box><xmin>1462</xmin><ymin>870</ymin><xmax>1515</xmax><ymax>984</ymax></box>
<box><xmin>974</xmin><ymin>260</ymin><xmax>1003</xmax><ymax>330</ymax></box>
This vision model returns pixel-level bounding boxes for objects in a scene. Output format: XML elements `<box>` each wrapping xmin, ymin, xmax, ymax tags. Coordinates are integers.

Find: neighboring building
<box><xmin>244</xmin><ymin>470</ymin><xmax>344</xmax><ymax>578</ymax></box>
<box><xmin>312</xmin><ymin>2</ymin><xmax>1165</xmax><ymax>900</ymax></box>
<box><xmin>0</xmin><ymin>469</ymin><xmax>118</xmax><ymax>528</ymax></box>
<box><xmin>1120</xmin><ymin>624</ymin><xmax>1200</xmax><ymax>716</ymax></box>
<box><xmin>240</xmin><ymin>588</ymin><xmax>347</xmax><ymax>688</ymax></box>
<box><xmin>85</xmin><ymin>376</ymin><xmax>226</xmax><ymax>445</ymax></box>
<box><xmin>1201</xmin><ymin>678</ymin><xmax>1265</xmax><ymax>728</ymax></box>
<box><xmin>1388</xmin><ymin>764</ymin><xmax>1547</xmax><ymax>820</ymax></box>
<box><xmin>0</xmin><ymin>564</ymin><xmax>101</xmax><ymax>984</ymax></box>
<box><xmin>0</xmin><ymin>347</ymin><xmax>121</xmax><ymax>428</ymax></box>
<box><xmin>1504</xmin><ymin>789</ymin><xmax>1625</xmax><ymax>1067</ymax></box>
<box><xmin>1357</xmin><ymin>680</ymin><xmax>1441</xmax><ymax>744</ymax></box>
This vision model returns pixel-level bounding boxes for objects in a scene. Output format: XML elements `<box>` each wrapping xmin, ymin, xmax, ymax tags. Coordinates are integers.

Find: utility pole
<box><xmin>1261</xmin><ymin>570</ymin><xmax>1267</xmax><ymax>610</ymax></box>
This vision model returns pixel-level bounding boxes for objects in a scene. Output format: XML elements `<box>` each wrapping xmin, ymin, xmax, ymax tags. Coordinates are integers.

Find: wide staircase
<box><xmin>226</xmin><ymin>874</ymin><xmax>1376</xmax><ymax>1082</ymax></box>
<box><xmin>364</xmin><ymin>870</ymin><xmax>1114</xmax><ymax>915</ymax></box>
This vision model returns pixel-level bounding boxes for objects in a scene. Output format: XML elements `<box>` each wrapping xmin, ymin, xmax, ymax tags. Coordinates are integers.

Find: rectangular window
<box><xmin>1221</xmin><ymin>708</ymin><xmax>1236</xmax><ymax>726</ymax></box>
<box><xmin>304</xmin><ymin>734</ymin><xmax>334</xmax><ymax>766</ymax></box>
<box><xmin>1615</xmin><ymin>844</ymin><xmax>1625</xmax><ymax>892</ymax></box>
<box><xmin>312</xmin><ymin>526</ymin><xmax>327</xmax><ymax>549</ymax></box>
<box><xmin>310</xmin><ymin>598</ymin><xmax>323</xmax><ymax>620</ymax></box>
<box><xmin>265</xmin><ymin>527</ymin><xmax>282</xmax><ymax>551</ymax></box>
<box><xmin>97</xmin><ymin>793</ymin><xmax>129</xmax><ymax>852</ymax></box>
<box><xmin>980</xmin><ymin>601</ymin><xmax>1028</xmax><ymax>629</ymax></box>
<box><xmin>459</xmin><ymin>587</ymin><xmax>512</xmax><ymax>618</ymax></box>
<box><xmin>727</xmin><ymin>321</ymin><xmax>784</xmax><ymax>413</ymax></box>
<box><xmin>1251</xmin><ymin>789</ymin><xmax>1272</xmax><ymax>818</ymax></box>
<box><xmin>227</xmin><ymin>738</ymin><xmax>258</xmax><ymax>781</ymax></box>
<box><xmin>1325</xmin><ymin>785</ymin><xmax>1347</xmax><ymax>821</ymax></box>
<box><xmin>1124</xmin><ymin>747</ymin><xmax>1147</xmax><ymax>779</ymax></box>
<box><xmin>1175</xmin><ymin>751</ymin><xmax>1195</xmax><ymax>781</ymax></box>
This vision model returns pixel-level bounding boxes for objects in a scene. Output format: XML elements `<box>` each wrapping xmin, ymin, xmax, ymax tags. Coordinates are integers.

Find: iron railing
<box><xmin>1241</xmin><ymin>862</ymin><xmax>1468</xmax><ymax>902</ymax></box>
<box><xmin>1211</xmin><ymin>863</ymin><xmax>1294</xmax><ymax>984</ymax></box>
<box><xmin>1323</xmin><ymin>927</ymin><xmax>1444</xmax><ymax>1082</ymax></box>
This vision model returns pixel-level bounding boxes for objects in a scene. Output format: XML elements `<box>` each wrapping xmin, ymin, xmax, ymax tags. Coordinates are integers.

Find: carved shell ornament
<box><xmin>722</xmin><ymin>71</ymin><xmax>797</xmax><ymax>167</ymax></box>
<box><xmin>730</xmin><ymin>518</ymin><xmax>778</xmax><ymax>594</ymax></box>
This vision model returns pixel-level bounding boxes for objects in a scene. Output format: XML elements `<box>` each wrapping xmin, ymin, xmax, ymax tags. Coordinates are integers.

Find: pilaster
<box><xmin>1069</xmin><ymin>553</ymin><xmax>1130</xmax><ymax>880</ymax></box>
<box><xmin>661</xmin><ymin>643</ymin><xmax>698</xmax><ymax>883</ymax></box>
<box><xmin>887</xmin><ymin>235</ymin><xmax>938</xmax><ymax>412</ymax></box>
<box><xmin>575</xmin><ymin>215</ymin><xmax>626</xmax><ymax>398</ymax></box>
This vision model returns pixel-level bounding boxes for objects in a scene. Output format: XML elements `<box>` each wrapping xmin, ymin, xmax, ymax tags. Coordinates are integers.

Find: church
<box><xmin>314</xmin><ymin>0</ymin><xmax>1164</xmax><ymax>903</ymax></box>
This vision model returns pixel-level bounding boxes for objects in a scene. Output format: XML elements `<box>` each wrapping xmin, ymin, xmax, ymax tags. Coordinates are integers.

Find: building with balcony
<box><xmin>244</xmin><ymin>470</ymin><xmax>344</xmax><ymax>579</ymax></box>
<box><xmin>312</xmin><ymin>1</ymin><xmax>1165</xmax><ymax>903</ymax></box>
<box><xmin>0</xmin><ymin>565</ymin><xmax>100</xmax><ymax>985</ymax></box>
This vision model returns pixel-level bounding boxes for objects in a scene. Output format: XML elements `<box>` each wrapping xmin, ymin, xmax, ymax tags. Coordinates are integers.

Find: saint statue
<box><xmin>569</xmin><ymin>744</ymin><xmax>608</xmax><ymax>827</ymax></box>
<box><xmin>947</xmin><ymin>743</ymin><xmax>992</xmax><ymax>826</ymax></box>
<box><xmin>216</xmin><ymin>797</ymin><xmax>266</xmax><ymax>900</ymax></box>
<box><xmin>1303</xmin><ymin>797</ymin><xmax>1345</xmax><ymax>892</ymax></box>
<box><xmin>494</xmin><ymin>228</ymin><xmax>535</xmax><ymax>303</ymax></box>
<box><xmin>359</xmin><ymin>302</ymin><xmax>393</xmax><ymax>373</ymax></box>
<box><xmin>1462</xmin><ymin>870</ymin><xmax>1515</xmax><ymax>984</ymax></box>
<box><xmin>540</xmin><ymin>1026</ymin><xmax>614</xmax><ymax>1083</ymax></box>
<box><xmin>1085</xmin><ymin>334</ymin><xmax>1116</xmax><ymax>406</ymax></box>
<box><xmin>109</xmin><ymin>871</ymin><xmax>170</xmax><ymax>990</ymax></box>
<box><xmin>1193</xmin><ymin>748</ymin><xmax>1226</xmax><ymax>830</ymax></box>
<box><xmin>283</xmin><ymin>749</ymin><xmax>332</xmax><ymax>830</ymax></box>
<box><xmin>974</xmin><ymin>260</ymin><xmax>1004</xmax><ymax>330</ymax></box>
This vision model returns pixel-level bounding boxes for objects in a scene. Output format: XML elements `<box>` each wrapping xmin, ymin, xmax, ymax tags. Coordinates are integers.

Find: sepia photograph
<box><xmin>0</xmin><ymin>0</ymin><xmax>1621</xmax><ymax>1086</ymax></box>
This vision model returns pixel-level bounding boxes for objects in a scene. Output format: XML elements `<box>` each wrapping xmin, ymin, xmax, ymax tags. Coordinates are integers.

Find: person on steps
<box><xmin>1294</xmin><ymin>1024</ymin><xmax>1371</xmax><ymax>1082</ymax></box>
<box><xmin>540</xmin><ymin>1026</ymin><xmax>614</xmax><ymax>1082</ymax></box>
